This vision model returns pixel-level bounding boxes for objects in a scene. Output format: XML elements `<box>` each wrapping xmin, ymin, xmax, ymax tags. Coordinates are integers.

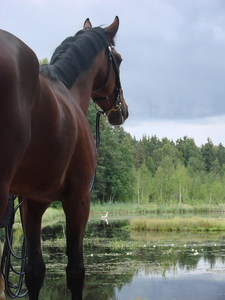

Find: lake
<box><xmin>3</xmin><ymin>216</ymin><xmax>225</xmax><ymax>299</ymax></box>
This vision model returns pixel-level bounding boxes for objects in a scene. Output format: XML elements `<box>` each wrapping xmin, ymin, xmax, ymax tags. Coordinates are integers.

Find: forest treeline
<box><xmin>39</xmin><ymin>60</ymin><xmax>225</xmax><ymax>206</ymax></box>
<box><xmin>88</xmin><ymin>103</ymin><xmax>225</xmax><ymax>205</ymax></box>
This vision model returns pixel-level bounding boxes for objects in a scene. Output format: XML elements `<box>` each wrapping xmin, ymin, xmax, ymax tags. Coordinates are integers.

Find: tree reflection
<box><xmin>3</xmin><ymin>221</ymin><xmax>225</xmax><ymax>299</ymax></box>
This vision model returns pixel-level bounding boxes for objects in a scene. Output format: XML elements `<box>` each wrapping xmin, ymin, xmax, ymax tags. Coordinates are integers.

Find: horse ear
<box><xmin>83</xmin><ymin>18</ymin><xmax>92</xmax><ymax>29</ymax></box>
<box><xmin>105</xmin><ymin>16</ymin><xmax>119</xmax><ymax>42</ymax></box>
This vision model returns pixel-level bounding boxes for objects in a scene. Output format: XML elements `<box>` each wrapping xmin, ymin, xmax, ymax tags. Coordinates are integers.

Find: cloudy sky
<box><xmin>2</xmin><ymin>0</ymin><xmax>225</xmax><ymax>145</ymax></box>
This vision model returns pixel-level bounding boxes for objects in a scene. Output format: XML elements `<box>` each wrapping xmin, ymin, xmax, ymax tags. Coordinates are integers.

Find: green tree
<box><xmin>135</xmin><ymin>163</ymin><xmax>153</xmax><ymax>204</ymax></box>
<box><xmin>90</xmin><ymin>116</ymin><xmax>135</xmax><ymax>203</ymax></box>
<box><xmin>187</xmin><ymin>156</ymin><xmax>205</xmax><ymax>174</ymax></box>
<box><xmin>172</xmin><ymin>163</ymin><xmax>189</xmax><ymax>204</ymax></box>
<box><xmin>217</xmin><ymin>143</ymin><xmax>225</xmax><ymax>168</ymax></box>
<box><xmin>153</xmin><ymin>140</ymin><xmax>181</xmax><ymax>170</ymax></box>
<box><xmin>39</xmin><ymin>58</ymin><xmax>49</xmax><ymax>65</ymax></box>
<box><xmin>176</xmin><ymin>136</ymin><xmax>201</xmax><ymax>167</ymax></box>
<box><xmin>201</xmin><ymin>138</ymin><xmax>216</xmax><ymax>172</ymax></box>
<box><xmin>153</xmin><ymin>156</ymin><xmax>175</xmax><ymax>204</ymax></box>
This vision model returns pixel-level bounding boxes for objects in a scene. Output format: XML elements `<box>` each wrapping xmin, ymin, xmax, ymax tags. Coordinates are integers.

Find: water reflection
<box><xmin>3</xmin><ymin>219</ymin><xmax>225</xmax><ymax>299</ymax></box>
<box><xmin>84</xmin><ymin>221</ymin><xmax>225</xmax><ymax>300</ymax></box>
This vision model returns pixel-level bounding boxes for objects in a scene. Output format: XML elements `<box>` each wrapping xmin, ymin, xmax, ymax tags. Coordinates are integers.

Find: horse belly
<box><xmin>11</xmin><ymin>160</ymin><xmax>69</xmax><ymax>201</ymax></box>
<box><xmin>10</xmin><ymin>133</ymin><xmax>75</xmax><ymax>201</ymax></box>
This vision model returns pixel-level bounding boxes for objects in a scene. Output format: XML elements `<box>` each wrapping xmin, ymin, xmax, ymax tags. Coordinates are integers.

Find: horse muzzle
<box><xmin>107</xmin><ymin>90</ymin><xmax>128</xmax><ymax>125</ymax></box>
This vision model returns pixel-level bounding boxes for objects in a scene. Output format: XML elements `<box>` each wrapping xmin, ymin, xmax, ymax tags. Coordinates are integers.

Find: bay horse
<box><xmin>0</xmin><ymin>17</ymin><xmax>128</xmax><ymax>300</ymax></box>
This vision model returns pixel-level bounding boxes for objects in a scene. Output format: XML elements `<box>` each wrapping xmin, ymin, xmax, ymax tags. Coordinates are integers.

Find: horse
<box><xmin>0</xmin><ymin>16</ymin><xmax>128</xmax><ymax>300</ymax></box>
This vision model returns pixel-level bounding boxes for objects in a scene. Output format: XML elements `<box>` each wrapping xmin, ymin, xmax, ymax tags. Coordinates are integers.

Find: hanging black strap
<box><xmin>1</xmin><ymin>196</ymin><xmax>28</xmax><ymax>298</ymax></box>
<box><xmin>0</xmin><ymin>195</ymin><xmax>14</xmax><ymax>228</ymax></box>
<box><xmin>89</xmin><ymin>109</ymin><xmax>104</xmax><ymax>192</ymax></box>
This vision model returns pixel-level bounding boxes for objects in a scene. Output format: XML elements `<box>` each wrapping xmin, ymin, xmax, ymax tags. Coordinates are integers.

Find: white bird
<box><xmin>100</xmin><ymin>212</ymin><xmax>108</xmax><ymax>219</ymax></box>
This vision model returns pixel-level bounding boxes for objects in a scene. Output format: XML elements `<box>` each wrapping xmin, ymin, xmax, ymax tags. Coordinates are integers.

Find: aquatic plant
<box><xmin>130</xmin><ymin>216</ymin><xmax>225</xmax><ymax>232</ymax></box>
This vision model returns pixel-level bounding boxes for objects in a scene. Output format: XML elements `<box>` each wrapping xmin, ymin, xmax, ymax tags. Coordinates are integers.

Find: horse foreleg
<box><xmin>62</xmin><ymin>191</ymin><xmax>90</xmax><ymax>300</ymax></box>
<box><xmin>22</xmin><ymin>199</ymin><xmax>49</xmax><ymax>300</ymax></box>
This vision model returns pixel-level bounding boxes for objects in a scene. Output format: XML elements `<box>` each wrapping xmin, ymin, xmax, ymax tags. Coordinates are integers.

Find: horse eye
<box><xmin>117</xmin><ymin>58</ymin><xmax>122</xmax><ymax>65</ymax></box>
<box><xmin>115</xmin><ymin>55</ymin><xmax>122</xmax><ymax>65</ymax></box>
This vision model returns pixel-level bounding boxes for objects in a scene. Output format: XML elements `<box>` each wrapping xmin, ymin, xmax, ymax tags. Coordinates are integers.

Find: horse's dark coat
<box><xmin>0</xmin><ymin>17</ymin><xmax>128</xmax><ymax>300</ymax></box>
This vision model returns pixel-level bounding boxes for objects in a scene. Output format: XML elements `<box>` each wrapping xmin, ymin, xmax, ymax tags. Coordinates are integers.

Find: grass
<box><xmin>14</xmin><ymin>202</ymin><xmax>225</xmax><ymax>229</ymax></box>
<box><xmin>42</xmin><ymin>207</ymin><xmax>65</xmax><ymax>227</ymax></box>
<box><xmin>90</xmin><ymin>202</ymin><xmax>225</xmax><ymax>216</ymax></box>
<box><xmin>130</xmin><ymin>216</ymin><xmax>225</xmax><ymax>232</ymax></box>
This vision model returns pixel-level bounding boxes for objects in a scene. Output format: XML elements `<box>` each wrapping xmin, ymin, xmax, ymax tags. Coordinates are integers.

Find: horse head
<box><xmin>86</xmin><ymin>17</ymin><xmax>129</xmax><ymax>126</ymax></box>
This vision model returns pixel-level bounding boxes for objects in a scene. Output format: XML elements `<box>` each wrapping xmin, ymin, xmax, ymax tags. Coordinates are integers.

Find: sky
<box><xmin>2</xmin><ymin>0</ymin><xmax>225</xmax><ymax>146</ymax></box>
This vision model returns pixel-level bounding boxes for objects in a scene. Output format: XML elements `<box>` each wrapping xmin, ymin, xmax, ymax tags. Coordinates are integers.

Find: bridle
<box><xmin>90</xmin><ymin>46</ymin><xmax>124</xmax><ymax>191</ymax></box>
<box><xmin>92</xmin><ymin>45</ymin><xmax>123</xmax><ymax>116</ymax></box>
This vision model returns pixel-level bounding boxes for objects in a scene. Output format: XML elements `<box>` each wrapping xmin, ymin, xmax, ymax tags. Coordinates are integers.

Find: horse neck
<box><xmin>70</xmin><ymin>52</ymin><xmax>105</xmax><ymax>115</ymax></box>
<box><xmin>70</xmin><ymin>75</ymin><xmax>93</xmax><ymax>115</ymax></box>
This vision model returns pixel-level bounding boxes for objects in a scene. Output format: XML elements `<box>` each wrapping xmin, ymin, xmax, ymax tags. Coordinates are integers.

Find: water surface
<box><xmin>5</xmin><ymin>217</ymin><xmax>225</xmax><ymax>299</ymax></box>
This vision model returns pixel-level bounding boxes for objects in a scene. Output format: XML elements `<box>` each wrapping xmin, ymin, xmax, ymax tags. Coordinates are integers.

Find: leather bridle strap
<box><xmin>110</xmin><ymin>47</ymin><xmax>121</xmax><ymax>90</ymax></box>
<box><xmin>92</xmin><ymin>47</ymin><xmax>112</xmax><ymax>100</ymax></box>
<box><xmin>92</xmin><ymin>46</ymin><xmax>121</xmax><ymax>103</ymax></box>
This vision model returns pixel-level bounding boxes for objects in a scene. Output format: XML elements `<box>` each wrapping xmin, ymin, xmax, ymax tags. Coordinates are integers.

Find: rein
<box><xmin>1</xmin><ymin>196</ymin><xmax>28</xmax><ymax>298</ymax></box>
<box><xmin>89</xmin><ymin>109</ymin><xmax>104</xmax><ymax>192</ymax></box>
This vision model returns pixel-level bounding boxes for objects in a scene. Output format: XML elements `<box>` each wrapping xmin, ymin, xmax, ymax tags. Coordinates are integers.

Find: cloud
<box><xmin>119</xmin><ymin>0</ymin><xmax>225</xmax><ymax>121</ymax></box>
<box><xmin>2</xmin><ymin>0</ymin><xmax>225</xmax><ymax>144</ymax></box>
<box><xmin>124</xmin><ymin>115</ymin><xmax>225</xmax><ymax>146</ymax></box>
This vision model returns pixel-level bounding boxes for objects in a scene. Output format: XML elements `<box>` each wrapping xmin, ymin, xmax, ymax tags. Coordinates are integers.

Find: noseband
<box><xmin>92</xmin><ymin>46</ymin><xmax>123</xmax><ymax>116</ymax></box>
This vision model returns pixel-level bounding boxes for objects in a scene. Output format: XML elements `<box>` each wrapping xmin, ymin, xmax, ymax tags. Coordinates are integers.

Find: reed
<box><xmin>130</xmin><ymin>216</ymin><xmax>225</xmax><ymax>232</ymax></box>
<box><xmin>42</xmin><ymin>208</ymin><xmax>65</xmax><ymax>227</ymax></box>
<box><xmin>90</xmin><ymin>202</ymin><xmax>225</xmax><ymax>216</ymax></box>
